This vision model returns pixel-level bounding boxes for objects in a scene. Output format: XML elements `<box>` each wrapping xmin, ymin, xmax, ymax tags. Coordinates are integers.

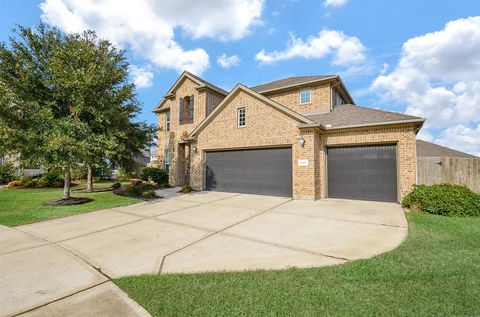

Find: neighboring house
<box><xmin>416</xmin><ymin>139</ymin><xmax>480</xmax><ymax>193</ymax></box>
<box><xmin>0</xmin><ymin>154</ymin><xmax>42</xmax><ymax>177</ymax></box>
<box><xmin>147</xmin><ymin>149</ymin><xmax>159</xmax><ymax>167</ymax></box>
<box><xmin>154</xmin><ymin>71</ymin><xmax>425</xmax><ymax>202</ymax></box>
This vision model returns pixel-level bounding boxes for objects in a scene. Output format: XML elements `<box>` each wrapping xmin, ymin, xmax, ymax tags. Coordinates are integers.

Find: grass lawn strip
<box><xmin>0</xmin><ymin>183</ymin><xmax>140</xmax><ymax>227</ymax></box>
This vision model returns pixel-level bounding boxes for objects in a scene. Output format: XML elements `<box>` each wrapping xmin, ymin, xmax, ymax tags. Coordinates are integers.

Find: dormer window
<box><xmin>300</xmin><ymin>89</ymin><xmax>311</xmax><ymax>104</ymax></box>
<box><xmin>179</xmin><ymin>95</ymin><xmax>194</xmax><ymax>125</ymax></box>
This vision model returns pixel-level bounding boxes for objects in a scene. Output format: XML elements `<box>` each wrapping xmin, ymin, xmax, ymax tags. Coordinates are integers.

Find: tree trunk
<box><xmin>63</xmin><ymin>165</ymin><xmax>71</xmax><ymax>199</ymax></box>
<box><xmin>86</xmin><ymin>164</ymin><xmax>93</xmax><ymax>192</ymax></box>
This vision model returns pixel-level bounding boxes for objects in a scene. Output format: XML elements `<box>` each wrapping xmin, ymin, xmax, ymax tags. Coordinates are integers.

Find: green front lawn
<box><xmin>116</xmin><ymin>213</ymin><xmax>480</xmax><ymax>316</ymax></box>
<box><xmin>0</xmin><ymin>183</ymin><xmax>140</xmax><ymax>226</ymax></box>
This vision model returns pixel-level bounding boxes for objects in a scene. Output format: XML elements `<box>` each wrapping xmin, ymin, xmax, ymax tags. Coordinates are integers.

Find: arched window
<box><xmin>179</xmin><ymin>95</ymin><xmax>194</xmax><ymax>124</ymax></box>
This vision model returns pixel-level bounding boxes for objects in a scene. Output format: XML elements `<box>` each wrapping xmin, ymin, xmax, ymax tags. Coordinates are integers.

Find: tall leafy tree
<box><xmin>0</xmin><ymin>24</ymin><xmax>155</xmax><ymax>199</ymax></box>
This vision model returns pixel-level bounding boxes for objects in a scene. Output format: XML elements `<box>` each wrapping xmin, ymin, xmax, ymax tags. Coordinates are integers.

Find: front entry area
<box><xmin>205</xmin><ymin>147</ymin><xmax>292</xmax><ymax>197</ymax></box>
<box><xmin>327</xmin><ymin>144</ymin><xmax>398</xmax><ymax>202</ymax></box>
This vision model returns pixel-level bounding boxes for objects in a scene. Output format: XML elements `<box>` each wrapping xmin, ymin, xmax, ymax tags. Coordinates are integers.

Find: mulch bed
<box><xmin>43</xmin><ymin>197</ymin><xmax>92</xmax><ymax>206</ymax></box>
<box><xmin>73</xmin><ymin>188</ymin><xmax>113</xmax><ymax>193</ymax></box>
<box><xmin>113</xmin><ymin>187</ymin><xmax>159</xmax><ymax>200</ymax></box>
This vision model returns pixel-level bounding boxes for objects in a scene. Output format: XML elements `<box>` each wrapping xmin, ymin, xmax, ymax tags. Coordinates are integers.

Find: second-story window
<box><xmin>165</xmin><ymin>111</ymin><xmax>170</xmax><ymax>132</ymax></box>
<box><xmin>237</xmin><ymin>107</ymin><xmax>246</xmax><ymax>127</ymax></box>
<box><xmin>179</xmin><ymin>95</ymin><xmax>194</xmax><ymax>125</ymax></box>
<box><xmin>300</xmin><ymin>89</ymin><xmax>311</xmax><ymax>104</ymax></box>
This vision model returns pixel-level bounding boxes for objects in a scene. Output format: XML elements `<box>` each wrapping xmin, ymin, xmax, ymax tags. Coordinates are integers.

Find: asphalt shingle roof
<box><xmin>187</xmin><ymin>71</ymin><xmax>228</xmax><ymax>95</ymax></box>
<box><xmin>305</xmin><ymin>104</ymin><xmax>423</xmax><ymax>128</ymax></box>
<box><xmin>416</xmin><ymin>139</ymin><xmax>478</xmax><ymax>158</ymax></box>
<box><xmin>250</xmin><ymin>75</ymin><xmax>335</xmax><ymax>93</ymax></box>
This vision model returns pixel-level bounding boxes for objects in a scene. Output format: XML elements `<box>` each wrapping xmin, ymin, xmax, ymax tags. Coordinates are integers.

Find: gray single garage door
<box><xmin>327</xmin><ymin>144</ymin><xmax>397</xmax><ymax>202</ymax></box>
<box><xmin>205</xmin><ymin>147</ymin><xmax>292</xmax><ymax>197</ymax></box>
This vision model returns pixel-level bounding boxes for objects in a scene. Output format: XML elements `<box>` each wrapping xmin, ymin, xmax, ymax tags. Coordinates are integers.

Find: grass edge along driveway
<box><xmin>116</xmin><ymin>212</ymin><xmax>480</xmax><ymax>317</ymax></box>
<box><xmin>0</xmin><ymin>184</ymin><xmax>140</xmax><ymax>227</ymax></box>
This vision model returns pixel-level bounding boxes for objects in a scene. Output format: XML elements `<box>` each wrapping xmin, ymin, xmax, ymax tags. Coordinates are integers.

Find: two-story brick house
<box><xmin>154</xmin><ymin>71</ymin><xmax>424</xmax><ymax>202</ymax></box>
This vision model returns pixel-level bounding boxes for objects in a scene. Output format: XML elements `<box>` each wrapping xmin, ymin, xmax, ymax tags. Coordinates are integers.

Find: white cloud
<box><xmin>40</xmin><ymin>0</ymin><xmax>264</xmax><ymax>75</ymax></box>
<box><xmin>372</xmin><ymin>16</ymin><xmax>480</xmax><ymax>155</ymax></box>
<box><xmin>435</xmin><ymin>124</ymin><xmax>480</xmax><ymax>156</ymax></box>
<box><xmin>324</xmin><ymin>0</ymin><xmax>348</xmax><ymax>8</ymax></box>
<box><xmin>380</xmin><ymin>62</ymin><xmax>389</xmax><ymax>75</ymax></box>
<box><xmin>255</xmin><ymin>29</ymin><xmax>366</xmax><ymax>66</ymax></box>
<box><xmin>217</xmin><ymin>54</ymin><xmax>241</xmax><ymax>69</ymax></box>
<box><xmin>128</xmin><ymin>65</ymin><xmax>153</xmax><ymax>88</ymax></box>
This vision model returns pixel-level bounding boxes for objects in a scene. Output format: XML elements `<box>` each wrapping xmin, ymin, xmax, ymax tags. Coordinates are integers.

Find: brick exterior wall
<box><xmin>156</xmin><ymin>76</ymin><xmax>418</xmax><ymax>201</ymax></box>
<box><xmin>156</xmin><ymin>77</ymin><xmax>224</xmax><ymax>185</ymax></box>
<box><xmin>190</xmin><ymin>90</ymin><xmax>319</xmax><ymax>199</ymax></box>
<box><xmin>319</xmin><ymin>124</ymin><xmax>418</xmax><ymax>201</ymax></box>
<box><xmin>264</xmin><ymin>83</ymin><xmax>331</xmax><ymax>114</ymax></box>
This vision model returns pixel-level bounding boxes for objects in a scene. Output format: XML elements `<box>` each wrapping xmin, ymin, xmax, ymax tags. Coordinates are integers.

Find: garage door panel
<box><xmin>328</xmin><ymin>145</ymin><xmax>397</xmax><ymax>202</ymax></box>
<box><xmin>206</xmin><ymin>148</ymin><xmax>292</xmax><ymax>197</ymax></box>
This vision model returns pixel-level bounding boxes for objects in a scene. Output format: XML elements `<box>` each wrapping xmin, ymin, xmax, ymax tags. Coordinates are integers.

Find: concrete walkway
<box><xmin>0</xmin><ymin>192</ymin><xmax>408</xmax><ymax>316</ymax></box>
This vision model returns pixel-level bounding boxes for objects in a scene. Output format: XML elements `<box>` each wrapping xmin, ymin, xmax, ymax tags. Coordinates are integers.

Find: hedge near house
<box><xmin>402</xmin><ymin>184</ymin><xmax>480</xmax><ymax>217</ymax></box>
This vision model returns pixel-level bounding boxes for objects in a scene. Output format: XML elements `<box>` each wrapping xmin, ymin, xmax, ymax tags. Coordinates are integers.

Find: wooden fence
<box><xmin>417</xmin><ymin>157</ymin><xmax>480</xmax><ymax>193</ymax></box>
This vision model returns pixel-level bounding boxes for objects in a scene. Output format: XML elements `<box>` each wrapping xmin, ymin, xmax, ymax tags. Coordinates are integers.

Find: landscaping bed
<box><xmin>43</xmin><ymin>197</ymin><xmax>92</xmax><ymax>206</ymax></box>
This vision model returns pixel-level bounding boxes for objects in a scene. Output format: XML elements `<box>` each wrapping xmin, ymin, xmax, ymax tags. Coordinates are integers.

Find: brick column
<box><xmin>293</xmin><ymin>128</ymin><xmax>321</xmax><ymax>200</ymax></box>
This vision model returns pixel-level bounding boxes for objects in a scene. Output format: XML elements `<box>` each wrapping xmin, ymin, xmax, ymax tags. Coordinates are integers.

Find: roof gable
<box><xmin>250</xmin><ymin>75</ymin><xmax>354</xmax><ymax>104</ymax></box>
<box><xmin>153</xmin><ymin>71</ymin><xmax>227</xmax><ymax>112</ymax></box>
<box><xmin>188</xmin><ymin>84</ymin><xmax>315</xmax><ymax>138</ymax></box>
<box><xmin>250</xmin><ymin>75</ymin><xmax>336</xmax><ymax>93</ymax></box>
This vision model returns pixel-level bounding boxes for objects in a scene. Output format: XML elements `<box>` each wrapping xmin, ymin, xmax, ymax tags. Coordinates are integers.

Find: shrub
<box><xmin>23</xmin><ymin>178</ymin><xmax>38</xmax><ymax>188</ymax></box>
<box><xmin>125</xmin><ymin>183</ymin><xmax>156</xmax><ymax>197</ymax></box>
<box><xmin>114</xmin><ymin>182</ymin><xmax>157</xmax><ymax>199</ymax></box>
<box><xmin>116</xmin><ymin>168</ymin><xmax>135</xmax><ymax>182</ymax></box>
<box><xmin>7</xmin><ymin>180</ymin><xmax>24</xmax><ymax>188</ymax></box>
<box><xmin>111</xmin><ymin>182</ymin><xmax>121</xmax><ymax>189</ymax></box>
<box><xmin>180</xmin><ymin>185</ymin><xmax>192</xmax><ymax>193</ymax></box>
<box><xmin>402</xmin><ymin>184</ymin><xmax>480</xmax><ymax>217</ymax></box>
<box><xmin>0</xmin><ymin>162</ymin><xmax>16</xmax><ymax>184</ymax></box>
<box><xmin>130</xmin><ymin>178</ymin><xmax>143</xmax><ymax>186</ymax></box>
<box><xmin>142</xmin><ymin>190</ymin><xmax>157</xmax><ymax>199</ymax></box>
<box><xmin>40</xmin><ymin>170</ymin><xmax>64</xmax><ymax>188</ymax></box>
<box><xmin>140</xmin><ymin>167</ymin><xmax>168</xmax><ymax>187</ymax></box>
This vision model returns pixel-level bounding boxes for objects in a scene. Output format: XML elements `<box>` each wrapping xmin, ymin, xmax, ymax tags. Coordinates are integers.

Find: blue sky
<box><xmin>1</xmin><ymin>0</ymin><xmax>480</xmax><ymax>154</ymax></box>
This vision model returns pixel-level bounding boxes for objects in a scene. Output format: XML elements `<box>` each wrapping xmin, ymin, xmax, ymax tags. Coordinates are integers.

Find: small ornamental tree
<box><xmin>0</xmin><ymin>24</ymin><xmax>154</xmax><ymax>199</ymax></box>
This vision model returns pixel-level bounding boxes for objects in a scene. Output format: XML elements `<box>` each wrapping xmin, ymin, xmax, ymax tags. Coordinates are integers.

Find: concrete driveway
<box><xmin>0</xmin><ymin>192</ymin><xmax>408</xmax><ymax>316</ymax></box>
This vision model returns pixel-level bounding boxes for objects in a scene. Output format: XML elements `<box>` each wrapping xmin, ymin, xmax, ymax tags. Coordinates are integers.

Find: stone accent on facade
<box><xmin>264</xmin><ymin>83</ymin><xmax>331</xmax><ymax>114</ymax></box>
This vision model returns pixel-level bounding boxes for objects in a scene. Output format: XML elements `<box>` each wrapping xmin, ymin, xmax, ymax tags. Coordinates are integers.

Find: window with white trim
<box><xmin>300</xmin><ymin>89</ymin><xmax>311</xmax><ymax>104</ymax></box>
<box><xmin>164</xmin><ymin>149</ymin><xmax>170</xmax><ymax>172</ymax></box>
<box><xmin>237</xmin><ymin>107</ymin><xmax>246</xmax><ymax>127</ymax></box>
<box><xmin>165</xmin><ymin>111</ymin><xmax>170</xmax><ymax>132</ymax></box>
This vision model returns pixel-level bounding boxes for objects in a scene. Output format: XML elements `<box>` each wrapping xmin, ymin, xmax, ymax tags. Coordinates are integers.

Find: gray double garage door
<box><xmin>206</xmin><ymin>147</ymin><xmax>292</xmax><ymax>197</ymax></box>
<box><xmin>205</xmin><ymin>144</ymin><xmax>397</xmax><ymax>202</ymax></box>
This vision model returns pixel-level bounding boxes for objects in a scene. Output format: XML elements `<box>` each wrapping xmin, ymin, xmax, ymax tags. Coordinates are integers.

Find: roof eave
<box><xmin>298</xmin><ymin>118</ymin><xmax>425</xmax><ymax>131</ymax></box>
<box><xmin>254</xmin><ymin>76</ymin><xmax>338</xmax><ymax>94</ymax></box>
<box><xmin>335</xmin><ymin>76</ymin><xmax>355</xmax><ymax>105</ymax></box>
